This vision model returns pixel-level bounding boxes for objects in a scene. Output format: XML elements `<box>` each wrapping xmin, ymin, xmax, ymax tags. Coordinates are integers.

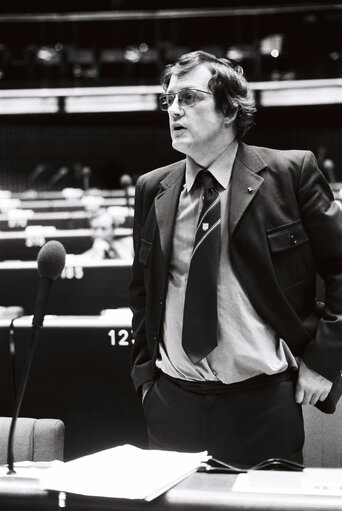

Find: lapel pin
<box><xmin>202</xmin><ymin>222</ymin><xmax>209</xmax><ymax>231</ymax></box>
<box><xmin>247</xmin><ymin>187</ymin><xmax>253</xmax><ymax>193</ymax></box>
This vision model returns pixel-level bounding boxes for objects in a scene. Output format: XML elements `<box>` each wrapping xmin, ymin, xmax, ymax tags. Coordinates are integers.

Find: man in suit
<box><xmin>129</xmin><ymin>50</ymin><xmax>342</xmax><ymax>466</ymax></box>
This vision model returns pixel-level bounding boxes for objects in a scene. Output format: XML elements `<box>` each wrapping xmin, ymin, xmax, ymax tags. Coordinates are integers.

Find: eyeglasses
<box><xmin>159</xmin><ymin>88</ymin><xmax>212</xmax><ymax>111</ymax></box>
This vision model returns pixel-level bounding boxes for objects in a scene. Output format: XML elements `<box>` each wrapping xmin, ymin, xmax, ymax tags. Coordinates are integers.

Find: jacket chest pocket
<box><xmin>267</xmin><ymin>220</ymin><xmax>315</xmax><ymax>290</ymax></box>
<box><xmin>139</xmin><ymin>238</ymin><xmax>152</xmax><ymax>266</ymax></box>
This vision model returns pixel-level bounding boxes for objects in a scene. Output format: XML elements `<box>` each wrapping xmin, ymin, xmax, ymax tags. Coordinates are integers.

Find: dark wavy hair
<box><xmin>160</xmin><ymin>50</ymin><xmax>256</xmax><ymax>139</ymax></box>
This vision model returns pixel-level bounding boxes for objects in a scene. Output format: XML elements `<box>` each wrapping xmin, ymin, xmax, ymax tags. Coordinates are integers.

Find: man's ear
<box><xmin>224</xmin><ymin>108</ymin><xmax>238</xmax><ymax>126</ymax></box>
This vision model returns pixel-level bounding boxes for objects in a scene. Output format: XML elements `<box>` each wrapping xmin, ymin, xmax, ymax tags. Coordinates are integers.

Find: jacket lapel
<box><xmin>154</xmin><ymin>143</ymin><xmax>268</xmax><ymax>255</ymax></box>
<box><xmin>155</xmin><ymin>160</ymin><xmax>185</xmax><ymax>259</ymax></box>
<box><xmin>229</xmin><ymin>142</ymin><xmax>266</xmax><ymax>236</ymax></box>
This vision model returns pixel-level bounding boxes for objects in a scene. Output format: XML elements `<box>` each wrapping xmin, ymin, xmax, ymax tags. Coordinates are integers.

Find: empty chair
<box><xmin>0</xmin><ymin>417</ymin><xmax>64</xmax><ymax>464</ymax></box>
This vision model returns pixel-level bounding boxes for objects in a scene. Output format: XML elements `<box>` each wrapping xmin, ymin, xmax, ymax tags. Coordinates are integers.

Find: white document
<box><xmin>40</xmin><ymin>444</ymin><xmax>207</xmax><ymax>501</ymax></box>
<box><xmin>233</xmin><ymin>468</ymin><xmax>342</xmax><ymax>496</ymax></box>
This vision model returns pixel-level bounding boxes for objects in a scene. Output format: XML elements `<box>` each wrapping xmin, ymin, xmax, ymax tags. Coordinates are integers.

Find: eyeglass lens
<box><xmin>160</xmin><ymin>89</ymin><xmax>197</xmax><ymax>110</ymax></box>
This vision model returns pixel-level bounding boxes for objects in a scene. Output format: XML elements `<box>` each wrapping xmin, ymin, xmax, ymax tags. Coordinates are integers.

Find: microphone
<box><xmin>33</xmin><ymin>240</ymin><xmax>66</xmax><ymax>328</ymax></box>
<box><xmin>7</xmin><ymin>241</ymin><xmax>66</xmax><ymax>474</ymax></box>
<box><xmin>28</xmin><ymin>164</ymin><xmax>46</xmax><ymax>186</ymax></box>
<box><xmin>81</xmin><ymin>166</ymin><xmax>92</xmax><ymax>191</ymax></box>
<box><xmin>120</xmin><ymin>173</ymin><xmax>133</xmax><ymax>210</ymax></box>
<box><xmin>47</xmin><ymin>166</ymin><xmax>69</xmax><ymax>189</ymax></box>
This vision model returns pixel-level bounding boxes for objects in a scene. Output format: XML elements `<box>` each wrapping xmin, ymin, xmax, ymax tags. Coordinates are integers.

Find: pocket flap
<box><xmin>139</xmin><ymin>239</ymin><xmax>151</xmax><ymax>265</ymax></box>
<box><xmin>267</xmin><ymin>221</ymin><xmax>309</xmax><ymax>253</ymax></box>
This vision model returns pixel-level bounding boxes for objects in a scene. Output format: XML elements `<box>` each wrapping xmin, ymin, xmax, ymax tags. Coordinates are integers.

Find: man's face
<box><xmin>91</xmin><ymin>214</ymin><xmax>113</xmax><ymax>243</ymax></box>
<box><xmin>166</xmin><ymin>64</ymin><xmax>228</xmax><ymax>162</ymax></box>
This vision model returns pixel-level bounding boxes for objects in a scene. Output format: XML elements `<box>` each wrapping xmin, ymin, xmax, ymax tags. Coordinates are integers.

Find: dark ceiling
<box><xmin>0</xmin><ymin>1</ymin><xmax>340</xmax><ymax>14</ymax></box>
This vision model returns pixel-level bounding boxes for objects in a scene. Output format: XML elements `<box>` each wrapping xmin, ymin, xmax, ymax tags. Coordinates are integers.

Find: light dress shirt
<box><xmin>156</xmin><ymin>139</ymin><xmax>297</xmax><ymax>383</ymax></box>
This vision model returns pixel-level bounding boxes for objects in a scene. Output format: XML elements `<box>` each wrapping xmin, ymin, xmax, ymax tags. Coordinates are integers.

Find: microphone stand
<box><xmin>7</xmin><ymin>324</ymin><xmax>42</xmax><ymax>474</ymax></box>
<box><xmin>82</xmin><ymin>167</ymin><xmax>91</xmax><ymax>192</ymax></box>
<box><xmin>6</xmin><ymin>241</ymin><xmax>65</xmax><ymax>474</ymax></box>
<box><xmin>9</xmin><ymin>321</ymin><xmax>16</xmax><ymax>411</ymax></box>
<box><xmin>9</xmin><ymin>313</ymin><xmax>25</xmax><ymax>411</ymax></box>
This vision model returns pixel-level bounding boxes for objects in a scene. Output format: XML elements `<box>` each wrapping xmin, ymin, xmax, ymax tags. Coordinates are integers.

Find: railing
<box><xmin>0</xmin><ymin>79</ymin><xmax>341</xmax><ymax>114</ymax></box>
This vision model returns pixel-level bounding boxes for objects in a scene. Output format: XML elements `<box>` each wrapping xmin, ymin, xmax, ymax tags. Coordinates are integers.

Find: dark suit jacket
<box><xmin>129</xmin><ymin>142</ymin><xmax>342</xmax><ymax>413</ymax></box>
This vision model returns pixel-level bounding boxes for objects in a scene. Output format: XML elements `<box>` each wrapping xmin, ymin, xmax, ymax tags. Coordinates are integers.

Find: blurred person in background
<box><xmin>81</xmin><ymin>208</ymin><xmax>133</xmax><ymax>261</ymax></box>
<box><xmin>130</xmin><ymin>50</ymin><xmax>342</xmax><ymax>467</ymax></box>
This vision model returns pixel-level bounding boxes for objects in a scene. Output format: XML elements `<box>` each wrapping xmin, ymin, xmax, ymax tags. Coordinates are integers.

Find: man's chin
<box><xmin>172</xmin><ymin>139</ymin><xmax>188</xmax><ymax>154</ymax></box>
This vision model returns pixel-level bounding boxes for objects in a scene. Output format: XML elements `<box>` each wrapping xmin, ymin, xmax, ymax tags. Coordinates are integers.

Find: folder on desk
<box><xmin>40</xmin><ymin>444</ymin><xmax>207</xmax><ymax>501</ymax></box>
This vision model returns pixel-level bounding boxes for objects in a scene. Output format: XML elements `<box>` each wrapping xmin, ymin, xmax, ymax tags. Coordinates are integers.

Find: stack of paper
<box><xmin>40</xmin><ymin>444</ymin><xmax>207</xmax><ymax>501</ymax></box>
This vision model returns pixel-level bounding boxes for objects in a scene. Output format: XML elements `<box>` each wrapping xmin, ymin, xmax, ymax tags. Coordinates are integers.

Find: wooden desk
<box><xmin>2</xmin><ymin>471</ymin><xmax>342</xmax><ymax>511</ymax></box>
<box><xmin>0</xmin><ymin>228</ymin><xmax>132</xmax><ymax>259</ymax></box>
<box><xmin>0</xmin><ymin>197</ymin><xmax>133</xmax><ymax>213</ymax></box>
<box><xmin>0</xmin><ymin>476</ymin><xmax>57</xmax><ymax>510</ymax></box>
<box><xmin>11</xmin><ymin>189</ymin><xmax>130</xmax><ymax>201</ymax></box>
<box><xmin>0</xmin><ymin>260</ymin><xmax>131</xmax><ymax>314</ymax></box>
<box><xmin>64</xmin><ymin>472</ymin><xmax>342</xmax><ymax>510</ymax></box>
<box><xmin>0</xmin><ymin>211</ymin><xmax>91</xmax><ymax>231</ymax></box>
<box><xmin>0</xmin><ymin>211</ymin><xmax>133</xmax><ymax>231</ymax></box>
<box><xmin>0</xmin><ymin>312</ymin><xmax>146</xmax><ymax>461</ymax></box>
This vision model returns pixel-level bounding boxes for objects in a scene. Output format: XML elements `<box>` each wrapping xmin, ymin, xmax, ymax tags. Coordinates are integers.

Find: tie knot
<box><xmin>198</xmin><ymin>170</ymin><xmax>216</xmax><ymax>192</ymax></box>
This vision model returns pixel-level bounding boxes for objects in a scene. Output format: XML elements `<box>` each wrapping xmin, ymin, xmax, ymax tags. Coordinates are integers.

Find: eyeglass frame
<box><xmin>159</xmin><ymin>88</ymin><xmax>212</xmax><ymax>111</ymax></box>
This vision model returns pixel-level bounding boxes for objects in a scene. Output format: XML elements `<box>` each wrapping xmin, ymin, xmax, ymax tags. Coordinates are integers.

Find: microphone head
<box><xmin>57</xmin><ymin>167</ymin><xmax>69</xmax><ymax>178</ymax></box>
<box><xmin>82</xmin><ymin>166</ymin><xmax>92</xmax><ymax>177</ymax></box>
<box><xmin>120</xmin><ymin>174</ymin><xmax>132</xmax><ymax>189</ymax></box>
<box><xmin>37</xmin><ymin>240</ymin><xmax>66</xmax><ymax>280</ymax></box>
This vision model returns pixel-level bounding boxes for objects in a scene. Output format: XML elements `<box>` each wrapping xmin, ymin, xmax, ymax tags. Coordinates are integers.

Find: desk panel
<box><xmin>11</xmin><ymin>189</ymin><xmax>130</xmax><ymax>200</ymax></box>
<box><xmin>0</xmin><ymin>478</ymin><xmax>57</xmax><ymax>511</ymax></box>
<box><xmin>63</xmin><ymin>472</ymin><xmax>342</xmax><ymax>511</ymax></box>
<box><xmin>0</xmin><ymin>312</ymin><xmax>147</xmax><ymax>461</ymax></box>
<box><xmin>0</xmin><ymin>212</ymin><xmax>90</xmax><ymax>231</ymax></box>
<box><xmin>0</xmin><ymin>211</ymin><xmax>133</xmax><ymax>231</ymax></box>
<box><xmin>0</xmin><ymin>197</ymin><xmax>133</xmax><ymax>213</ymax></box>
<box><xmin>0</xmin><ymin>228</ymin><xmax>132</xmax><ymax>259</ymax></box>
<box><xmin>0</xmin><ymin>261</ymin><xmax>131</xmax><ymax>315</ymax></box>
<box><xmin>2</xmin><ymin>471</ymin><xmax>342</xmax><ymax>511</ymax></box>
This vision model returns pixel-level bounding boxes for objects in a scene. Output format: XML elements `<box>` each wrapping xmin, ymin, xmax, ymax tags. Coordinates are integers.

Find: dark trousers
<box><xmin>142</xmin><ymin>371</ymin><xmax>304</xmax><ymax>467</ymax></box>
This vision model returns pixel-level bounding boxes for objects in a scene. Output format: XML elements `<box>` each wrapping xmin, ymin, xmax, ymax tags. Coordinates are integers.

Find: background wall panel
<box><xmin>0</xmin><ymin>105</ymin><xmax>341</xmax><ymax>192</ymax></box>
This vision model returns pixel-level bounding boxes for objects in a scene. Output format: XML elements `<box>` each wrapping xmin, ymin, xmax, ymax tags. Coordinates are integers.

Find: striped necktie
<box><xmin>182</xmin><ymin>170</ymin><xmax>221</xmax><ymax>363</ymax></box>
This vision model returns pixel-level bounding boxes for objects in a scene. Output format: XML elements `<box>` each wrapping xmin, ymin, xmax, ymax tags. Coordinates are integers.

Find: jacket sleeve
<box><xmin>129</xmin><ymin>177</ymin><xmax>155</xmax><ymax>396</ymax></box>
<box><xmin>298</xmin><ymin>151</ymin><xmax>342</xmax><ymax>383</ymax></box>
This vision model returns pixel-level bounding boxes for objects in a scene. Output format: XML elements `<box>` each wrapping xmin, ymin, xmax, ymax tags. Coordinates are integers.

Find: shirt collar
<box><xmin>185</xmin><ymin>139</ymin><xmax>239</xmax><ymax>192</ymax></box>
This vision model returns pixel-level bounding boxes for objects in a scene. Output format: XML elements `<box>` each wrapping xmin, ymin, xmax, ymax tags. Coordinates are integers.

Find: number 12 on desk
<box><xmin>108</xmin><ymin>329</ymin><xmax>134</xmax><ymax>346</ymax></box>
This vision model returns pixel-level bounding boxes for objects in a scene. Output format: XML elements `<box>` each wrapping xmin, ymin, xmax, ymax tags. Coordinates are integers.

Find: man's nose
<box><xmin>168</xmin><ymin>96</ymin><xmax>184</xmax><ymax>117</ymax></box>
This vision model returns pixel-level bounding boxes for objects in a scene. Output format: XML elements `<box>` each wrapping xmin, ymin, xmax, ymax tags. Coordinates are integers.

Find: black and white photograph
<box><xmin>0</xmin><ymin>1</ymin><xmax>341</xmax><ymax>509</ymax></box>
